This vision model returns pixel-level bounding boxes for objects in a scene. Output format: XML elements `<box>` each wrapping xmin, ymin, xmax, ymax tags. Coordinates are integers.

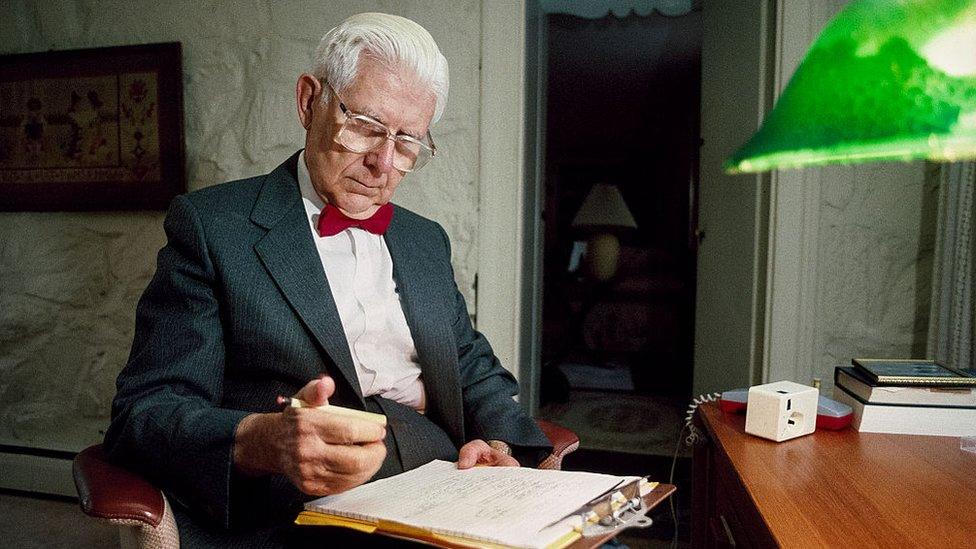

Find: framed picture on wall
<box><xmin>0</xmin><ymin>42</ymin><xmax>185</xmax><ymax>211</ymax></box>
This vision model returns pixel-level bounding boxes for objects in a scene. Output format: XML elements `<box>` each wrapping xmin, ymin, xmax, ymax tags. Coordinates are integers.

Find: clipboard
<box><xmin>296</xmin><ymin>479</ymin><xmax>677</xmax><ymax>549</ymax></box>
<box><xmin>560</xmin><ymin>477</ymin><xmax>659</xmax><ymax>538</ymax></box>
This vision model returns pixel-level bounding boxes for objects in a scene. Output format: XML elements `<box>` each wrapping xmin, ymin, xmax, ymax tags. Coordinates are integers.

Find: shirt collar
<box><xmin>297</xmin><ymin>149</ymin><xmax>326</xmax><ymax>213</ymax></box>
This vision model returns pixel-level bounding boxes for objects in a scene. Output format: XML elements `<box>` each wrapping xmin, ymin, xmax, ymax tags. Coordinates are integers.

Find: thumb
<box><xmin>294</xmin><ymin>375</ymin><xmax>335</xmax><ymax>406</ymax></box>
<box><xmin>314</xmin><ymin>375</ymin><xmax>336</xmax><ymax>404</ymax></box>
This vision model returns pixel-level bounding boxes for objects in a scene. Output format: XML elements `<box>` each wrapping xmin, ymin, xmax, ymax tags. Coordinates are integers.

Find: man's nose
<box><xmin>366</xmin><ymin>139</ymin><xmax>396</xmax><ymax>174</ymax></box>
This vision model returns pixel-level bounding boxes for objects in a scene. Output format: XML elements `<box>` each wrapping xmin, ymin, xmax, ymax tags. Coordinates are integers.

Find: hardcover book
<box><xmin>851</xmin><ymin>358</ymin><xmax>976</xmax><ymax>387</ymax></box>
<box><xmin>833</xmin><ymin>384</ymin><xmax>976</xmax><ymax>437</ymax></box>
<box><xmin>835</xmin><ymin>367</ymin><xmax>976</xmax><ymax>407</ymax></box>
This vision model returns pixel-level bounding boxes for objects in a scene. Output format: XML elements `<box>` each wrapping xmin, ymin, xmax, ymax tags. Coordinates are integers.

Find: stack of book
<box><xmin>832</xmin><ymin>358</ymin><xmax>976</xmax><ymax>436</ymax></box>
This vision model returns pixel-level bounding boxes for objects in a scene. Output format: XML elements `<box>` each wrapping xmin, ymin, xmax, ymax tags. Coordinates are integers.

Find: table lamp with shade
<box><xmin>725</xmin><ymin>0</ymin><xmax>976</xmax><ymax>173</ymax></box>
<box><xmin>572</xmin><ymin>182</ymin><xmax>638</xmax><ymax>281</ymax></box>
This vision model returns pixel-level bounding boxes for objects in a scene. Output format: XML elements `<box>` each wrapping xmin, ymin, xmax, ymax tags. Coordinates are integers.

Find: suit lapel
<box><xmin>247</xmin><ymin>157</ymin><xmax>462</xmax><ymax>431</ymax></box>
<box><xmin>251</xmin><ymin>154</ymin><xmax>364</xmax><ymax>404</ymax></box>
<box><xmin>384</xmin><ymin>213</ymin><xmax>464</xmax><ymax>446</ymax></box>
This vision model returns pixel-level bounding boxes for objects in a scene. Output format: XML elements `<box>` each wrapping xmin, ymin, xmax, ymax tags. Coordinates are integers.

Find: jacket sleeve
<box><xmin>103</xmin><ymin>195</ymin><xmax>248</xmax><ymax>528</ymax></box>
<box><xmin>436</xmin><ymin>226</ymin><xmax>553</xmax><ymax>466</ymax></box>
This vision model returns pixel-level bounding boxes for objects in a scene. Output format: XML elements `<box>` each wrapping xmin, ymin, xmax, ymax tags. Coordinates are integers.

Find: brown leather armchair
<box><xmin>73</xmin><ymin>419</ymin><xmax>579</xmax><ymax>549</ymax></box>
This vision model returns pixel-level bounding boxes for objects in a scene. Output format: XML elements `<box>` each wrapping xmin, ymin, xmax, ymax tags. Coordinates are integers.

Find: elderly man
<box><xmin>105</xmin><ymin>12</ymin><xmax>550</xmax><ymax>547</ymax></box>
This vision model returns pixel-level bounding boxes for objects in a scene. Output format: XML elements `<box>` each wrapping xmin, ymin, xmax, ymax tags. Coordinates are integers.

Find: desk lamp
<box><xmin>572</xmin><ymin>182</ymin><xmax>637</xmax><ymax>281</ymax></box>
<box><xmin>726</xmin><ymin>0</ymin><xmax>976</xmax><ymax>173</ymax></box>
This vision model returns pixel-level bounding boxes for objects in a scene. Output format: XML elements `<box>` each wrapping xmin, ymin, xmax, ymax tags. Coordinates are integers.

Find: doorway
<box><xmin>536</xmin><ymin>9</ymin><xmax>702</xmax><ymax>458</ymax></box>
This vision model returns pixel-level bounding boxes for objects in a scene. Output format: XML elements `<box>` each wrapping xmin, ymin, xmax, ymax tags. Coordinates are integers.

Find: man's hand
<box><xmin>233</xmin><ymin>376</ymin><xmax>387</xmax><ymax>495</ymax></box>
<box><xmin>456</xmin><ymin>439</ymin><xmax>519</xmax><ymax>469</ymax></box>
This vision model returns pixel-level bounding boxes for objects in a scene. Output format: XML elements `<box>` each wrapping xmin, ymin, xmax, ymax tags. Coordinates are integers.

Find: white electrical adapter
<box><xmin>744</xmin><ymin>380</ymin><xmax>819</xmax><ymax>442</ymax></box>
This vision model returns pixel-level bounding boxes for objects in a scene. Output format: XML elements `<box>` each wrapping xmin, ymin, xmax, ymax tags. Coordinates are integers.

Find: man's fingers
<box><xmin>457</xmin><ymin>440</ymin><xmax>490</xmax><ymax>469</ymax></box>
<box><xmin>317</xmin><ymin>439</ymin><xmax>387</xmax><ymax>475</ymax></box>
<box><xmin>457</xmin><ymin>451</ymin><xmax>478</xmax><ymax>469</ymax></box>
<box><xmin>456</xmin><ymin>439</ymin><xmax>520</xmax><ymax>469</ymax></box>
<box><xmin>272</xmin><ymin>388</ymin><xmax>388</xmax><ymax>496</ymax></box>
<box><xmin>288</xmin><ymin>407</ymin><xmax>386</xmax><ymax>444</ymax></box>
<box><xmin>322</xmin><ymin>414</ymin><xmax>386</xmax><ymax>444</ymax></box>
<box><xmin>495</xmin><ymin>453</ymin><xmax>520</xmax><ymax>467</ymax></box>
<box><xmin>291</xmin><ymin>440</ymin><xmax>386</xmax><ymax>495</ymax></box>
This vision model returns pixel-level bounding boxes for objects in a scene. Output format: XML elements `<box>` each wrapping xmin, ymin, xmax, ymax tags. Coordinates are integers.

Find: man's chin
<box><xmin>336</xmin><ymin>202</ymin><xmax>381</xmax><ymax>220</ymax></box>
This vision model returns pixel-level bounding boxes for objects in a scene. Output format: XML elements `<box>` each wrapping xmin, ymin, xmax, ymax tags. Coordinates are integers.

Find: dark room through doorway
<box><xmin>536</xmin><ymin>8</ymin><xmax>702</xmax><ymax>463</ymax></box>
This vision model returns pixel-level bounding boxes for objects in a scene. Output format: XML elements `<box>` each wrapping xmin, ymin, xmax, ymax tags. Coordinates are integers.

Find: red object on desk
<box><xmin>719</xmin><ymin>396</ymin><xmax>747</xmax><ymax>414</ymax></box>
<box><xmin>719</xmin><ymin>388</ymin><xmax>853</xmax><ymax>430</ymax></box>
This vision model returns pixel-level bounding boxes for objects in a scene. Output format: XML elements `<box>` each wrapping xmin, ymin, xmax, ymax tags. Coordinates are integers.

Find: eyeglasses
<box><xmin>327</xmin><ymin>83</ymin><xmax>437</xmax><ymax>173</ymax></box>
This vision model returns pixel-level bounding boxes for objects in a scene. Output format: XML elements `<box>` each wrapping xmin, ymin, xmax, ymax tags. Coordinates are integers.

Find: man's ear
<box><xmin>296</xmin><ymin>73</ymin><xmax>322</xmax><ymax>130</ymax></box>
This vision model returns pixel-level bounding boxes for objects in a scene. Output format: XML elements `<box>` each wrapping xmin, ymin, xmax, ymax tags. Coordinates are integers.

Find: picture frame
<box><xmin>0</xmin><ymin>42</ymin><xmax>185</xmax><ymax>211</ymax></box>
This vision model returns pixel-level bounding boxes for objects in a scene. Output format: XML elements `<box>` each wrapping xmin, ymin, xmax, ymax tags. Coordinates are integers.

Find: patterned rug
<box><xmin>539</xmin><ymin>391</ymin><xmax>690</xmax><ymax>457</ymax></box>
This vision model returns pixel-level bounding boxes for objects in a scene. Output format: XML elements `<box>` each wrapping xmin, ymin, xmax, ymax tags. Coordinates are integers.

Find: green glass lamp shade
<box><xmin>726</xmin><ymin>0</ymin><xmax>976</xmax><ymax>174</ymax></box>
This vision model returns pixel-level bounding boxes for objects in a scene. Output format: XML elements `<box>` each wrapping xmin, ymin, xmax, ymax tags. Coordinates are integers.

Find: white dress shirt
<box><xmin>297</xmin><ymin>151</ymin><xmax>426</xmax><ymax>411</ymax></box>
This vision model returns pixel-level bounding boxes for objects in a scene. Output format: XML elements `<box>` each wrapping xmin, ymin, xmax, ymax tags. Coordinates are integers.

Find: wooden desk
<box><xmin>692</xmin><ymin>402</ymin><xmax>976</xmax><ymax>547</ymax></box>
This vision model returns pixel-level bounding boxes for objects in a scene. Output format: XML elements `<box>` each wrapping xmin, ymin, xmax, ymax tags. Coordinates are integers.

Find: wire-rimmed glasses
<box><xmin>327</xmin><ymin>83</ymin><xmax>436</xmax><ymax>173</ymax></box>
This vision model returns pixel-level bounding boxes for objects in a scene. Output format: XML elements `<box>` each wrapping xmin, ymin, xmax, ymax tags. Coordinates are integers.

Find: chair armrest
<box><xmin>72</xmin><ymin>444</ymin><xmax>164</xmax><ymax>527</ymax></box>
<box><xmin>535</xmin><ymin>418</ymin><xmax>580</xmax><ymax>470</ymax></box>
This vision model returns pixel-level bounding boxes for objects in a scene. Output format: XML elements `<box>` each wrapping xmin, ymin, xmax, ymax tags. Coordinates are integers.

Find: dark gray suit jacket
<box><xmin>104</xmin><ymin>152</ymin><xmax>550</xmax><ymax>544</ymax></box>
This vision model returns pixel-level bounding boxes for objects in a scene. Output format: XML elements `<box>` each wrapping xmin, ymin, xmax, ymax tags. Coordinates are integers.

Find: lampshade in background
<box><xmin>725</xmin><ymin>0</ymin><xmax>976</xmax><ymax>174</ymax></box>
<box><xmin>572</xmin><ymin>182</ymin><xmax>638</xmax><ymax>230</ymax></box>
<box><xmin>572</xmin><ymin>183</ymin><xmax>637</xmax><ymax>281</ymax></box>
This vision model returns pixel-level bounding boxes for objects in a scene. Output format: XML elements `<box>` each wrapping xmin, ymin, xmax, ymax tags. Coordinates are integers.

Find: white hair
<box><xmin>311</xmin><ymin>12</ymin><xmax>450</xmax><ymax>124</ymax></box>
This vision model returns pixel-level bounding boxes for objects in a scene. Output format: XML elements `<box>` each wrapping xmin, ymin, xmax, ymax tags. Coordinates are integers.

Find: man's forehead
<box><xmin>341</xmin><ymin>59</ymin><xmax>435</xmax><ymax>133</ymax></box>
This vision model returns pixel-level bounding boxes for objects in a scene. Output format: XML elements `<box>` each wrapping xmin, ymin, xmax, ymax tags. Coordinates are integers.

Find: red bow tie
<box><xmin>317</xmin><ymin>203</ymin><xmax>394</xmax><ymax>237</ymax></box>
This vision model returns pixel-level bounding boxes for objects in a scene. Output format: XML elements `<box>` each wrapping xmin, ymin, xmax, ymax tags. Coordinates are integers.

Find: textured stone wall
<box><xmin>814</xmin><ymin>162</ymin><xmax>935</xmax><ymax>386</ymax></box>
<box><xmin>0</xmin><ymin>0</ymin><xmax>481</xmax><ymax>452</ymax></box>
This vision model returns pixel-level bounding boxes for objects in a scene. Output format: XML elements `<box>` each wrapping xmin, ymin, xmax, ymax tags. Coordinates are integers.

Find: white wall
<box><xmin>0</xmin><ymin>0</ymin><xmax>488</xmax><ymax>453</ymax></box>
<box><xmin>693</xmin><ymin>0</ymin><xmax>772</xmax><ymax>395</ymax></box>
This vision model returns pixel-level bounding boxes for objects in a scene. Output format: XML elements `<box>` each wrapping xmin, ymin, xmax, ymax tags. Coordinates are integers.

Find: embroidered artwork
<box><xmin>0</xmin><ymin>43</ymin><xmax>184</xmax><ymax>211</ymax></box>
<box><xmin>0</xmin><ymin>73</ymin><xmax>160</xmax><ymax>181</ymax></box>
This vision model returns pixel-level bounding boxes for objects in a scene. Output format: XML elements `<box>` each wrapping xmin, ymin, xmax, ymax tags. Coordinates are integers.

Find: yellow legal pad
<box><xmin>295</xmin><ymin>511</ymin><xmax>584</xmax><ymax>549</ymax></box>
